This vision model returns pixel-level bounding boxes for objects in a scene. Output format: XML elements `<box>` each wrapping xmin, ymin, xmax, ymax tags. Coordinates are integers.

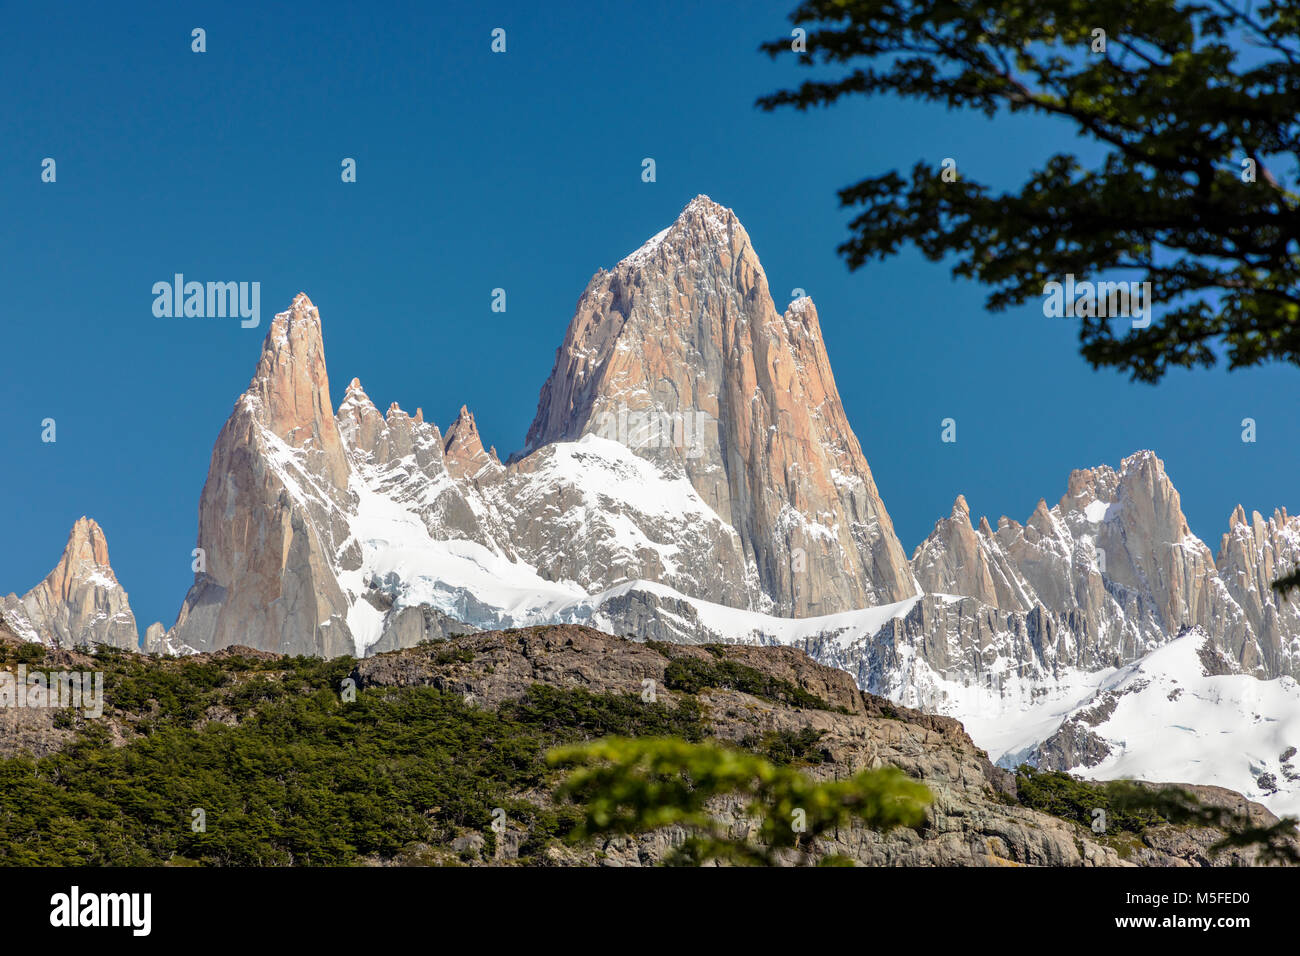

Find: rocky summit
<box><xmin>8</xmin><ymin>196</ymin><xmax>1300</xmax><ymax>826</ymax></box>
<box><xmin>523</xmin><ymin>196</ymin><xmax>918</xmax><ymax>615</ymax></box>
<box><xmin>3</xmin><ymin>517</ymin><xmax>142</xmax><ymax>651</ymax></box>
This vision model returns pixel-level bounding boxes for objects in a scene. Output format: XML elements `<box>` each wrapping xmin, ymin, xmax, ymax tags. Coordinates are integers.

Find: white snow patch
<box><xmin>621</xmin><ymin>227</ymin><xmax>671</xmax><ymax>267</ymax></box>
<box><xmin>1083</xmin><ymin>499</ymin><xmax>1115</xmax><ymax>523</ymax></box>
<box><xmin>83</xmin><ymin>571</ymin><xmax>118</xmax><ymax>590</ymax></box>
<box><xmin>1063</xmin><ymin>633</ymin><xmax>1300</xmax><ymax>818</ymax></box>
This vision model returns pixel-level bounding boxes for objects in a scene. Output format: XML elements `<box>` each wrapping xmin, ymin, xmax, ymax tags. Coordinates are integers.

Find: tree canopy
<box><xmin>760</xmin><ymin>0</ymin><xmax>1300</xmax><ymax>385</ymax></box>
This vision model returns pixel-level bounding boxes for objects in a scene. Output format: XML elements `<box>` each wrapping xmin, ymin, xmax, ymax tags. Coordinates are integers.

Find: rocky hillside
<box><xmin>1</xmin><ymin>619</ymin><xmax>1291</xmax><ymax>866</ymax></box>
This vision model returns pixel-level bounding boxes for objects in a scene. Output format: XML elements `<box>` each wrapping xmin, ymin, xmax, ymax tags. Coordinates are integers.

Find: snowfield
<box><xmin>1061</xmin><ymin>633</ymin><xmax>1300</xmax><ymax>817</ymax></box>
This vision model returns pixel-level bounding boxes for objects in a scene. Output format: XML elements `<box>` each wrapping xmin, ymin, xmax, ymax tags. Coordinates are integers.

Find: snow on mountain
<box><xmin>340</xmin><ymin>463</ymin><xmax>588</xmax><ymax>653</ymax></box>
<box><xmin>1033</xmin><ymin>630</ymin><xmax>1300</xmax><ymax>817</ymax></box>
<box><xmin>338</xmin><ymin>428</ymin><xmax>917</xmax><ymax>657</ymax></box>
<box><xmin>8</xmin><ymin>193</ymin><xmax>1297</xmax><ymax>834</ymax></box>
<box><xmin>522</xmin><ymin>194</ymin><xmax>919</xmax><ymax>615</ymax></box>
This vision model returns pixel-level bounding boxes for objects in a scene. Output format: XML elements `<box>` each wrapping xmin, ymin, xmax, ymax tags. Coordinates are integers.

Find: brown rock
<box><xmin>170</xmin><ymin>294</ymin><xmax>357</xmax><ymax>657</ymax></box>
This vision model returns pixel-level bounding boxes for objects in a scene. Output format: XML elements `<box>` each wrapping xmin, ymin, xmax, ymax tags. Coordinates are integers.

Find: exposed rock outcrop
<box><xmin>353</xmin><ymin>626</ymin><xmax>1293</xmax><ymax>866</ymax></box>
<box><xmin>443</xmin><ymin>406</ymin><xmax>500</xmax><ymax>483</ymax></box>
<box><xmin>1217</xmin><ymin>504</ymin><xmax>1300</xmax><ymax>676</ymax></box>
<box><xmin>901</xmin><ymin>451</ymin><xmax>1294</xmax><ymax>691</ymax></box>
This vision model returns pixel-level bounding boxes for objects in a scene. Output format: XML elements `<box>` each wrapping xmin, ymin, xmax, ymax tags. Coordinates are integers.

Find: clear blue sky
<box><xmin>3</xmin><ymin>0</ymin><xmax>1296</xmax><ymax>633</ymax></box>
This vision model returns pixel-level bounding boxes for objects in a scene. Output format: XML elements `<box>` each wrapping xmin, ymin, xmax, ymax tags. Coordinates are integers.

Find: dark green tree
<box><xmin>759</xmin><ymin>0</ymin><xmax>1300</xmax><ymax>590</ymax></box>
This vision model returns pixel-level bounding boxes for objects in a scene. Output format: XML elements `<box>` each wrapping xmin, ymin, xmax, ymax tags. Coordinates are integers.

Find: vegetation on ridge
<box><xmin>0</xmin><ymin>639</ymin><xmax>911</xmax><ymax>866</ymax></box>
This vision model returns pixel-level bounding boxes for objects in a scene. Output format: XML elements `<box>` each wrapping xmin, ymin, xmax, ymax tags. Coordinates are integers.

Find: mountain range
<box><xmin>7</xmin><ymin>195</ymin><xmax>1300</xmax><ymax>816</ymax></box>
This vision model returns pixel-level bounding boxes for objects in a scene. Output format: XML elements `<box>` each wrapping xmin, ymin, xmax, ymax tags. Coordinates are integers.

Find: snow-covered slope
<box><xmin>337</xmin><ymin>428</ymin><xmax>920</xmax><ymax>657</ymax></box>
<box><xmin>1031</xmin><ymin>630</ymin><xmax>1300</xmax><ymax>817</ymax></box>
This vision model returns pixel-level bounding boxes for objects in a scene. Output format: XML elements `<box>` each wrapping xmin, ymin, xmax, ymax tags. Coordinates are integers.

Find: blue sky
<box><xmin>2</xmin><ymin>0</ymin><xmax>1296</xmax><ymax>633</ymax></box>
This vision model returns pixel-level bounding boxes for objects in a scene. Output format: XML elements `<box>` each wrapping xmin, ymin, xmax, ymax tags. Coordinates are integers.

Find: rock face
<box><xmin>336</xmin><ymin>379</ymin><xmax>501</xmax><ymax>551</ymax></box>
<box><xmin>161</xmin><ymin>198</ymin><xmax>921</xmax><ymax>656</ymax></box>
<box><xmin>523</xmin><ymin>196</ymin><xmax>919</xmax><ymax>616</ymax></box>
<box><xmin>169</xmin><ymin>294</ymin><xmax>359</xmax><ymax>657</ymax></box>
<box><xmin>1</xmin><ymin>517</ymin><xmax>139</xmax><ymax>650</ymax></box>
<box><xmin>1217</xmin><ymin>504</ymin><xmax>1300</xmax><ymax>677</ymax></box>
<box><xmin>442</xmin><ymin>406</ymin><xmax>500</xmax><ymax>482</ymax></box>
<box><xmin>142</xmin><ymin>622</ymin><xmax>168</xmax><ymax>654</ymax></box>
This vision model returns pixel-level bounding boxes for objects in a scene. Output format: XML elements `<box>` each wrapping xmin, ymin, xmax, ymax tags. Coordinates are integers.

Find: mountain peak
<box><xmin>1119</xmin><ymin>449</ymin><xmax>1168</xmax><ymax>485</ymax></box>
<box><xmin>170</xmin><ymin>293</ymin><xmax>357</xmax><ymax>657</ymax></box>
<box><xmin>52</xmin><ymin>516</ymin><xmax>116</xmax><ymax>597</ymax></box>
<box><xmin>1064</xmin><ymin>462</ymin><xmax>1120</xmax><ymax>507</ymax></box>
<box><xmin>337</xmin><ymin>377</ymin><xmax>381</xmax><ymax>442</ymax></box>
<box><xmin>1114</xmin><ymin>449</ymin><xmax>1190</xmax><ymax>539</ymax></box>
<box><xmin>677</xmin><ymin>193</ymin><xmax>735</xmax><ymax>229</ymax></box>
<box><xmin>2</xmin><ymin>516</ymin><xmax>139</xmax><ymax>649</ymax></box>
<box><xmin>523</xmin><ymin>199</ymin><xmax>918</xmax><ymax>614</ymax></box>
<box><xmin>617</xmin><ymin>195</ymin><xmax>742</xmax><ymax>269</ymax></box>
<box><xmin>244</xmin><ymin>294</ymin><xmax>349</xmax><ymax>490</ymax></box>
<box><xmin>685</xmin><ymin>193</ymin><xmax>721</xmax><ymax>210</ymax></box>
<box><xmin>66</xmin><ymin>516</ymin><xmax>111</xmax><ymax>571</ymax></box>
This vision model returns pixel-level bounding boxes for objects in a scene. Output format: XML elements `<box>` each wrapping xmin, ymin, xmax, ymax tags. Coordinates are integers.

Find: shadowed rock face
<box><xmin>2</xmin><ymin>517</ymin><xmax>139</xmax><ymax>650</ymax></box>
<box><xmin>522</xmin><ymin>196</ymin><xmax>920</xmax><ymax>616</ymax></box>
